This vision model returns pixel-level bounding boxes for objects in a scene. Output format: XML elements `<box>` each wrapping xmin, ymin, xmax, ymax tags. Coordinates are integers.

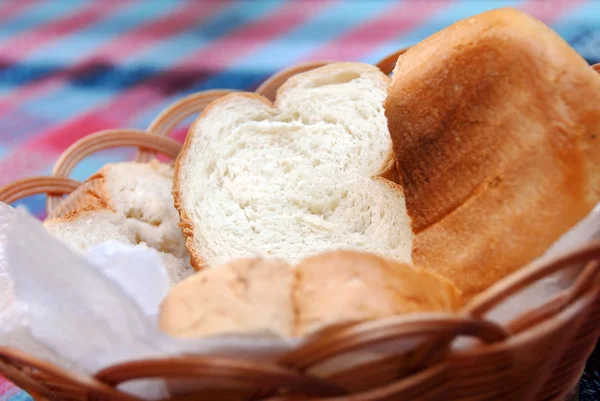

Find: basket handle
<box><xmin>0</xmin><ymin>347</ymin><xmax>140</xmax><ymax>401</ymax></box>
<box><xmin>47</xmin><ymin>130</ymin><xmax>182</xmax><ymax>213</ymax></box>
<box><xmin>137</xmin><ymin>90</ymin><xmax>236</xmax><ymax>162</ymax></box>
<box><xmin>137</xmin><ymin>62</ymin><xmax>337</xmax><ymax>162</ymax></box>
<box><xmin>280</xmin><ymin>314</ymin><xmax>508</xmax><ymax>370</ymax></box>
<box><xmin>506</xmin><ymin>260</ymin><xmax>600</xmax><ymax>334</ymax></box>
<box><xmin>94</xmin><ymin>356</ymin><xmax>344</xmax><ymax>398</ymax></box>
<box><xmin>137</xmin><ymin>62</ymin><xmax>334</xmax><ymax>162</ymax></box>
<box><xmin>0</xmin><ymin>176</ymin><xmax>80</xmax><ymax>206</ymax></box>
<box><xmin>255</xmin><ymin>51</ymin><xmax>410</xmax><ymax>102</ymax></box>
<box><xmin>464</xmin><ymin>241</ymin><xmax>600</xmax><ymax>318</ymax></box>
<box><xmin>375</xmin><ymin>47</ymin><xmax>410</xmax><ymax>75</ymax></box>
<box><xmin>0</xmin><ymin>358</ymin><xmax>55</xmax><ymax>400</ymax></box>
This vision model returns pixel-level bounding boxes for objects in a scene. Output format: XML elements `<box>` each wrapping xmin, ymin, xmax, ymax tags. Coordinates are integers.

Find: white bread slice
<box><xmin>158</xmin><ymin>250</ymin><xmax>462</xmax><ymax>338</ymax></box>
<box><xmin>385</xmin><ymin>8</ymin><xmax>600</xmax><ymax>300</ymax></box>
<box><xmin>44</xmin><ymin>161</ymin><xmax>192</xmax><ymax>286</ymax></box>
<box><xmin>174</xmin><ymin>63</ymin><xmax>412</xmax><ymax>270</ymax></box>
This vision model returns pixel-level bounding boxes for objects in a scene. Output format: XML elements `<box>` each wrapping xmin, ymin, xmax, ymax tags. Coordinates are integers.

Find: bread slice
<box><xmin>174</xmin><ymin>63</ymin><xmax>412</xmax><ymax>270</ymax></box>
<box><xmin>44</xmin><ymin>161</ymin><xmax>192</xmax><ymax>286</ymax></box>
<box><xmin>158</xmin><ymin>250</ymin><xmax>462</xmax><ymax>338</ymax></box>
<box><xmin>385</xmin><ymin>8</ymin><xmax>600</xmax><ymax>299</ymax></box>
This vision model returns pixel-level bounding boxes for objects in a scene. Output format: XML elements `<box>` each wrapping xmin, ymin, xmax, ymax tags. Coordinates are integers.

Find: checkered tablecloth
<box><xmin>0</xmin><ymin>0</ymin><xmax>599</xmax><ymax>400</ymax></box>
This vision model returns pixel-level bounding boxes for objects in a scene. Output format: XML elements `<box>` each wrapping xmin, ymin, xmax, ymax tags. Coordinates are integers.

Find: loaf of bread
<box><xmin>174</xmin><ymin>62</ymin><xmax>413</xmax><ymax>270</ymax></box>
<box><xmin>385</xmin><ymin>8</ymin><xmax>600</xmax><ymax>299</ymax></box>
<box><xmin>158</xmin><ymin>250</ymin><xmax>462</xmax><ymax>338</ymax></box>
<box><xmin>44</xmin><ymin>161</ymin><xmax>192</xmax><ymax>286</ymax></box>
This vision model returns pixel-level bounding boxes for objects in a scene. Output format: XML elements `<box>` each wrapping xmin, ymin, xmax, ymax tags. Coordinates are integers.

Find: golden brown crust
<box><xmin>47</xmin><ymin>160</ymin><xmax>172</xmax><ymax>222</ymax></box>
<box><xmin>293</xmin><ymin>251</ymin><xmax>462</xmax><ymax>336</ymax></box>
<box><xmin>159</xmin><ymin>250</ymin><xmax>462</xmax><ymax>338</ymax></box>
<box><xmin>159</xmin><ymin>257</ymin><xmax>295</xmax><ymax>338</ymax></box>
<box><xmin>386</xmin><ymin>8</ymin><xmax>600</xmax><ymax>299</ymax></box>
<box><xmin>174</xmin><ymin>66</ymin><xmax>396</xmax><ymax>271</ymax></box>
<box><xmin>46</xmin><ymin>169</ymin><xmax>114</xmax><ymax>221</ymax></box>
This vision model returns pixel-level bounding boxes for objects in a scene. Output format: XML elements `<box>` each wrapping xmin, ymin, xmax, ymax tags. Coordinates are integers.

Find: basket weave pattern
<box><xmin>0</xmin><ymin>51</ymin><xmax>599</xmax><ymax>401</ymax></box>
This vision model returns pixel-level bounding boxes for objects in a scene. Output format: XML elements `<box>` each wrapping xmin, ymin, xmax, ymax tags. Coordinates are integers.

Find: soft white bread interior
<box><xmin>44</xmin><ymin>161</ymin><xmax>192</xmax><ymax>286</ymax></box>
<box><xmin>174</xmin><ymin>63</ymin><xmax>413</xmax><ymax>270</ymax></box>
<box><xmin>385</xmin><ymin>8</ymin><xmax>600</xmax><ymax>300</ymax></box>
<box><xmin>158</xmin><ymin>251</ymin><xmax>462</xmax><ymax>338</ymax></box>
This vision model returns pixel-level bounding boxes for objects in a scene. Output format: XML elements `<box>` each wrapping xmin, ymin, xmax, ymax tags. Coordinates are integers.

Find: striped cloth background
<box><xmin>0</xmin><ymin>0</ymin><xmax>598</xmax><ymax>400</ymax></box>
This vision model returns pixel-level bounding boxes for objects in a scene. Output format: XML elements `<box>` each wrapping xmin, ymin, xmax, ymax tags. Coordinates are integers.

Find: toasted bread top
<box><xmin>386</xmin><ymin>8</ymin><xmax>600</xmax><ymax>299</ymax></box>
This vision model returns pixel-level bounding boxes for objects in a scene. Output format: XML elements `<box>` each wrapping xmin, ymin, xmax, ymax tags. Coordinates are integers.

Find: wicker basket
<box><xmin>0</xmin><ymin>50</ymin><xmax>599</xmax><ymax>401</ymax></box>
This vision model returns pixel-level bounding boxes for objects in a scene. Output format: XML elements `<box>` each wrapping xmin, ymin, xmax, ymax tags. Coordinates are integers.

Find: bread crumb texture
<box><xmin>175</xmin><ymin>63</ymin><xmax>413</xmax><ymax>269</ymax></box>
<box><xmin>44</xmin><ymin>161</ymin><xmax>193</xmax><ymax>286</ymax></box>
